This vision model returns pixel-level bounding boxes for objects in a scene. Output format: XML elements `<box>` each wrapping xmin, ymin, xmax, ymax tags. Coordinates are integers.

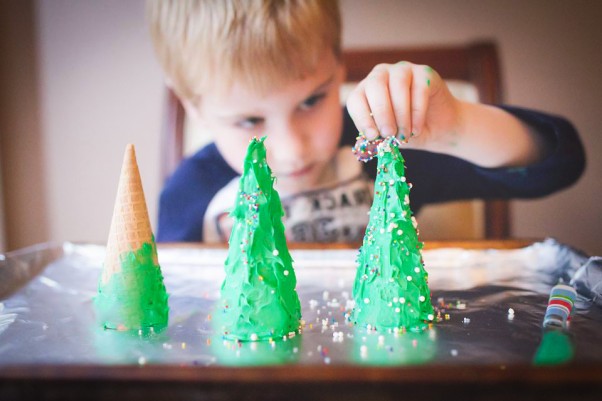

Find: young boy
<box><xmin>147</xmin><ymin>0</ymin><xmax>585</xmax><ymax>243</ymax></box>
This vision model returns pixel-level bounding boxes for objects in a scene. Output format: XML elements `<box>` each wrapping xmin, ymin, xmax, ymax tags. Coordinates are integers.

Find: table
<box><xmin>1</xmin><ymin>239</ymin><xmax>601</xmax><ymax>400</ymax></box>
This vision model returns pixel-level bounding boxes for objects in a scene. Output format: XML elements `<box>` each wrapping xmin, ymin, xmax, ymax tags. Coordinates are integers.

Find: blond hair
<box><xmin>147</xmin><ymin>0</ymin><xmax>341</xmax><ymax>103</ymax></box>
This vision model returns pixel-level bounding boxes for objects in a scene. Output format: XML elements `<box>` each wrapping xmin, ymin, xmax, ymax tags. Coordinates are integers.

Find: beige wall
<box><xmin>1</xmin><ymin>0</ymin><xmax>600</xmax><ymax>255</ymax></box>
<box><xmin>34</xmin><ymin>0</ymin><xmax>165</xmax><ymax>247</ymax></box>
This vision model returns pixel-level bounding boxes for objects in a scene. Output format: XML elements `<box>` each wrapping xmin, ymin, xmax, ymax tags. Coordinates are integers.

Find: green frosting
<box><xmin>352</xmin><ymin>137</ymin><xmax>434</xmax><ymax>332</ymax></box>
<box><xmin>219</xmin><ymin>137</ymin><xmax>301</xmax><ymax>341</ymax></box>
<box><xmin>533</xmin><ymin>330</ymin><xmax>574</xmax><ymax>366</ymax></box>
<box><xmin>95</xmin><ymin>241</ymin><xmax>169</xmax><ymax>331</ymax></box>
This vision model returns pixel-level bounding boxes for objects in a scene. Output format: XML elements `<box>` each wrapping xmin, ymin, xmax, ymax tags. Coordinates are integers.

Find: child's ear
<box><xmin>181</xmin><ymin>97</ymin><xmax>201</xmax><ymax>121</ymax></box>
<box><xmin>163</xmin><ymin>76</ymin><xmax>200</xmax><ymax>120</ymax></box>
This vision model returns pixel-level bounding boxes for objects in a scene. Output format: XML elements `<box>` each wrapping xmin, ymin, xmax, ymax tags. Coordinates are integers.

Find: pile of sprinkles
<box><xmin>352</xmin><ymin>133</ymin><xmax>383</xmax><ymax>162</ymax></box>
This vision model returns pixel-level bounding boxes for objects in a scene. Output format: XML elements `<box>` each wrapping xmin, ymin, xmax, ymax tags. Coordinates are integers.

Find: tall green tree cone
<box><xmin>219</xmin><ymin>137</ymin><xmax>301</xmax><ymax>341</ymax></box>
<box><xmin>352</xmin><ymin>137</ymin><xmax>435</xmax><ymax>332</ymax></box>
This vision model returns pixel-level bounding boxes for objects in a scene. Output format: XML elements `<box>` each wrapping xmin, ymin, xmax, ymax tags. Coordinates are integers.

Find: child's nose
<box><xmin>267</xmin><ymin>121</ymin><xmax>308</xmax><ymax>165</ymax></box>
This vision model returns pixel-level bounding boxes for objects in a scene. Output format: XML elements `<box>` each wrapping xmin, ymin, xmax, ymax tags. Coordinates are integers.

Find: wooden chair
<box><xmin>160</xmin><ymin>41</ymin><xmax>510</xmax><ymax>239</ymax></box>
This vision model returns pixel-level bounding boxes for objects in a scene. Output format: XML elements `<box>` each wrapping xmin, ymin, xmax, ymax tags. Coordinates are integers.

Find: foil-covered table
<box><xmin>1</xmin><ymin>239</ymin><xmax>601</xmax><ymax>401</ymax></box>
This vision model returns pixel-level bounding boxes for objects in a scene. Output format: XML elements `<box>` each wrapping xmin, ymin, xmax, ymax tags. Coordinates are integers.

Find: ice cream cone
<box><xmin>102</xmin><ymin>144</ymin><xmax>156</xmax><ymax>284</ymax></box>
<box><xmin>96</xmin><ymin>144</ymin><xmax>168</xmax><ymax>331</ymax></box>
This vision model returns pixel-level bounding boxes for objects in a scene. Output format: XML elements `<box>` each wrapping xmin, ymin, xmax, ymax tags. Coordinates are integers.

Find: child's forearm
<box><xmin>426</xmin><ymin>101</ymin><xmax>550</xmax><ymax>168</ymax></box>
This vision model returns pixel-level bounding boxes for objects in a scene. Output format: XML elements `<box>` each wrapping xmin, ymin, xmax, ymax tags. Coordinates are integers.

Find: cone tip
<box><xmin>122</xmin><ymin>144</ymin><xmax>137</xmax><ymax>165</ymax></box>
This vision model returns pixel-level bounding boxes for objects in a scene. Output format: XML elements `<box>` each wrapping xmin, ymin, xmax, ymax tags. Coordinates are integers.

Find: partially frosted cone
<box><xmin>102</xmin><ymin>144</ymin><xmax>156</xmax><ymax>284</ymax></box>
<box><xmin>96</xmin><ymin>144</ymin><xmax>168</xmax><ymax>331</ymax></box>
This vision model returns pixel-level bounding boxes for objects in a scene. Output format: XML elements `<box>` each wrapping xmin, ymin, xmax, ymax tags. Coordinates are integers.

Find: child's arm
<box><xmin>346</xmin><ymin>62</ymin><xmax>552</xmax><ymax>168</ymax></box>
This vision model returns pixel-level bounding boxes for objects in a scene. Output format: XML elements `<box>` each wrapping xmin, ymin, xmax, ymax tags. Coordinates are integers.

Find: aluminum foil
<box><xmin>0</xmin><ymin>239</ymin><xmax>601</xmax><ymax>367</ymax></box>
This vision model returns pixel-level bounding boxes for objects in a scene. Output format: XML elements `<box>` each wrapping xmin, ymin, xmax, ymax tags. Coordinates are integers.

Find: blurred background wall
<box><xmin>0</xmin><ymin>0</ymin><xmax>600</xmax><ymax>255</ymax></box>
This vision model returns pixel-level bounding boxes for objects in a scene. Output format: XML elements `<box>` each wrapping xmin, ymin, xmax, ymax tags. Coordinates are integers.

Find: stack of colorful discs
<box><xmin>543</xmin><ymin>284</ymin><xmax>576</xmax><ymax>329</ymax></box>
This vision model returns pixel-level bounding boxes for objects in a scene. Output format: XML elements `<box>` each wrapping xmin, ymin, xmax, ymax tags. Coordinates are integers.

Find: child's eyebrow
<box><xmin>311</xmin><ymin>74</ymin><xmax>335</xmax><ymax>93</ymax></box>
<box><xmin>215</xmin><ymin>74</ymin><xmax>336</xmax><ymax>121</ymax></box>
<box><xmin>216</xmin><ymin>113</ymin><xmax>259</xmax><ymax>122</ymax></box>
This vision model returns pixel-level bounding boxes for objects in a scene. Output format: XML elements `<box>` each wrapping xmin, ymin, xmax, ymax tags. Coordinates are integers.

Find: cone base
<box><xmin>96</xmin><ymin>242</ymin><xmax>169</xmax><ymax>332</ymax></box>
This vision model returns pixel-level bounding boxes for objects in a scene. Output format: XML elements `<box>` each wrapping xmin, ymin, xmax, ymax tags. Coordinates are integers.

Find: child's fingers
<box><xmin>364</xmin><ymin>65</ymin><xmax>397</xmax><ymax>138</ymax></box>
<box><xmin>410</xmin><ymin>65</ymin><xmax>434</xmax><ymax>137</ymax></box>
<box><xmin>346</xmin><ymin>84</ymin><xmax>379</xmax><ymax>140</ymax></box>
<box><xmin>388</xmin><ymin>62</ymin><xmax>413</xmax><ymax>140</ymax></box>
<box><xmin>347</xmin><ymin>63</ymin><xmax>437</xmax><ymax>142</ymax></box>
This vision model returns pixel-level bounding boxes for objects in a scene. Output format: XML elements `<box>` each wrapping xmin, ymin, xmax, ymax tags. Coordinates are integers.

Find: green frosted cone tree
<box><xmin>352</xmin><ymin>137</ymin><xmax>434</xmax><ymax>332</ymax></box>
<box><xmin>219</xmin><ymin>137</ymin><xmax>301</xmax><ymax>341</ymax></box>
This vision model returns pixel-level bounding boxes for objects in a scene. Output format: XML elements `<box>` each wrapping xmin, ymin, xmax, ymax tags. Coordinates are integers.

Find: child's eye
<box><xmin>299</xmin><ymin>93</ymin><xmax>326</xmax><ymax>111</ymax></box>
<box><xmin>235</xmin><ymin>116</ymin><xmax>264</xmax><ymax>130</ymax></box>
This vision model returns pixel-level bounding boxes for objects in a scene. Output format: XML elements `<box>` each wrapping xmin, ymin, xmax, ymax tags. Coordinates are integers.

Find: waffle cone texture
<box><xmin>96</xmin><ymin>144</ymin><xmax>169</xmax><ymax>331</ymax></box>
<box><xmin>103</xmin><ymin>145</ymin><xmax>155</xmax><ymax>282</ymax></box>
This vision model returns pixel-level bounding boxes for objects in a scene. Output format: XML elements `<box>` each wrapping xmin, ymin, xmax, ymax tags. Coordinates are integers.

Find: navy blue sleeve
<box><xmin>156</xmin><ymin>143</ymin><xmax>238</xmax><ymax>242</ymax></box>
<box><xmin>343</xmin><ymin>105</ymin><xmax>585</xmax><ymax>213</ymax></box>
<box><xmin>467</xmin><ymin>105</ymin><xmax>586</xmax><ymax>198</ymax></box>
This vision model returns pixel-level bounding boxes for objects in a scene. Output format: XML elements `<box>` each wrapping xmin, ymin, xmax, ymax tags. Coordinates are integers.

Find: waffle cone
<box><xmin>102</xmin><ymin>144</ymin><xmax>157</xmax><ymax>284</ymax></box>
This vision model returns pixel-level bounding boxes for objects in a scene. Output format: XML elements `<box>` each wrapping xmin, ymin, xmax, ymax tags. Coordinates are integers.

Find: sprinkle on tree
<box><xmin>352</xmin><ymin>137</ymin><xmax>434</xmax><ymax>332</ymax></box>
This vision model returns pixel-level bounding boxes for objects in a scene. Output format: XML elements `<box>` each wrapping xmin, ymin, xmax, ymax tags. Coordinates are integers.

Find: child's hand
<box><xmin>347</xmin><ymin>61</ymin><xmax>547</xmax><ymax>168</ymax></box>
<box><xmin>346</xmin><ymin>61</ymin><xmax>460</xmax><ymax>149</ymax></box>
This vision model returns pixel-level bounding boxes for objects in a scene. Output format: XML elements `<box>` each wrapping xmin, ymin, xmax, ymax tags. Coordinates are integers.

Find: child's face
<box><xmin>196</xmin><ymin>51</ymin><xmax>345</xmax><ymax>194</ymax></box>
